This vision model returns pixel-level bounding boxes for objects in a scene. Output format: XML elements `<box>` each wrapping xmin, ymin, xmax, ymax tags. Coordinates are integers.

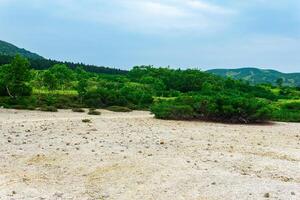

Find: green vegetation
<box><xmin>208</xmin><ymin>68</ymin><xmax>300</xmax><ymax>87</ymax></box>
<box><xmin>151</xmin><ymin>95</ymin><xmax>271</xmax><ymax>123</ymax></box>
<box><xmin>40</xmin><ymin>106</ymin><xmax>58</xmax><ymax>112</ymax></box>
<box><xmin>82</xmin><ymin>119</ymin><xmax>91</xmax><ymax>123</ymax></box>
<box><xmin>0</xmin><ymin>40</ymin><xmax>43</xmax><ymax>60</ymax></box>
<box><xmin>0</xmin><ymin>55</ymin><xmax>299</xmax><ymax>123</ymax></box>
<box><xmin>88</xmin><ymin>108</ymin><xmax>101</xmax><ymax>115</ymax></box>
<box><xmin>106</xmin><ymin>106</ymin><xmax>132</xmax><ymax>112</ymax></box>
<box><xmin>72</xmin><ymin>108</ymin><xmax>85</xmax><ymax>113</ymax></box>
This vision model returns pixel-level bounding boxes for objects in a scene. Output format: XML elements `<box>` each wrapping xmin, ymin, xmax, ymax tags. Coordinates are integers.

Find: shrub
<box><xmin>151</xmin><ymin>94</ymin><xmax>273</xmax><ymax>123</ymax></box>
<box><xmin>106</xmin><ymin>106</ymin><xmax>132</xmax><ymax>112</ymax></box>
<box><xmin>40</xmin><ymin>106</ymin><xmax>58</xmax><ymax>112</ymax></box>
<box><xmin>151</xmin><ymin>101</ymin><xmax>195</xmax><ymax>120</ymax></box>
<box><xmin>281</xmin><ymin>101</ymin><xmax>300</xmax><ymax>110</ymax></box>
<box><xmin>271</xmin><ymin>109</ymin><xmax>300</xmax><ymax>122</ymax></box>
<box><xmin>34</xmin><ymin>94</ymin><xmax>81</xmax><ymax>109</ymax></box>
<box><xmin>88</xmin><ymin>108</ymin><xmax>101</xmax><ymax>115</ymax></box>
<box><xmin>82</xmin><ymin>119</ymin><xmax>91</xmax><ymax>123</ymax></box>
<box><xmin>26</xmin><ymin>105</ymin><xmax>36</xmax><ymax>110</ymax></box>
<box><xmin>11</xmin><ymin>105</ymin><xmax>27</xmax><ymax>110</ymax></box>
<box><xmin>72</xmin><ymin>108</ymin><xmax>85</xmax><ymax>113</ymax></box>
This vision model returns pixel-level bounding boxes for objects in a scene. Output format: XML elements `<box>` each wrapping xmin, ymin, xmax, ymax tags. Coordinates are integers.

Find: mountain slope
<box><xmin>0</xmin><ymin>40</ymin><xmax>127</xmax><ymax>75</ymax></box>
<box><xmin>207</xmin><ymin>68</ymin><xmax>300</xmax><ymax>87</ymax></box>
<box><xmin>0</xmin><ymin>40</ymin><xmax>43</xmax><ymax>59</ymax></box>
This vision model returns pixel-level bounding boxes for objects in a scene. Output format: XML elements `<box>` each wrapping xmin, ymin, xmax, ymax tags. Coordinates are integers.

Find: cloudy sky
<box><xmin>0</xmin><ymin>0</ymin><xmax>300</xmax><ymax>72</ymax></box>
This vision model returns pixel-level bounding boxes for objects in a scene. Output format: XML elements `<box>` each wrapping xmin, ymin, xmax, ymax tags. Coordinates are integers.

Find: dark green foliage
<box><xmin>40</xmin><ymin>106</ymin><xmax>58</xmax><ymax>112</ymax></box>
<box><xmin>151</xmin><ymin>94</ymin><xmax>272</xmax><ymax>123</ymax></box>
<box><xmin>276</xmin><ymin>78</ymin><xmax>284</xmax><ymax>87</ymax></box>
<box><xmin>281</xmin><ymin>101</ymin><xmax>300</xmax><ymax>110</ymax></box>
<box><xmin>82</xmin><ymin>119</ymin><xmax>91</xmax><ymax>123</ymax></box>
<box><xmin>0</xmin><ymin>54</ymin><xmax>127</xmax><ymax>75</ymax></box>
<box><xmin>151</xmin><ymin>102</ymin><xmax>194</xmax><ymax>120</ymax></box>
<box><xmin>0</xmin><ymin>55</ymin><xmax>299</xmax><ymax>123</ymax></box>
<box><xmin>271</xmin><ymin>101</ymin><xmax>300</xmax><ymax>122</ymax></box>
<box><xmin>0</xmin><ymin>55</ymin><xmax>32</xmax><ymax>97</ymax></box>
<box><xmin>0</xmin><ymin>96</ymin><xmax>37</xmax><ymax>109</ymax></box>
<box><xmin>0</xmin><ymin>40</ymin><xmax>43</xmax><ymax>59</ymax></box>
<box><xmin>10</xmin><ymin>104</ymin><xmax>35</xmax><ymax>110</ymax></box>
<box><xmin>271</xmin><ymin>109</ymin><xmax>300</xmax><ymax>122</ymax></box>
<box><xmin>42</xmin><ymin>70</ymin><xmax>58</xmax><ymax>90</ymax></box>
<box><xmin>0</xmin><ymin>40</ymin><xmax>127</xmax><ymax>75</ymax></box>
<box><xmin>72</xmin><ymin>108</ymin><xmax>85</xmax><ymax>113</ymax></box>
<box><xmin>106</xmin><ymin>106</ymin><xmax>132</xmax><ymax>112</ymax></box>
<box><xmin>88</xmin><ymin>108</ymin><xmax>101</xmax><ymax>115</ymax></box>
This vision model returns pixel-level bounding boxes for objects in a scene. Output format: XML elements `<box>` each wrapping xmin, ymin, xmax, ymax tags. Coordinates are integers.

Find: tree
<box><xmin>276</xmin><ymin>78</ymin><xmax>284</xmax><ymax>87</ymax></box>
<box><xmin>0</xmin><ymin>55</ymin><xmax>32</xmax><ymax>98</ymax></box>
<box><xmin>42</xmin><ymin>70</ymin><xmax>58</xmax><ymax>90</ymax></box>
<box><xmin>48</xmin><ymin>64</ymin><xmax>75</xmax><ymax>89</ymax></box>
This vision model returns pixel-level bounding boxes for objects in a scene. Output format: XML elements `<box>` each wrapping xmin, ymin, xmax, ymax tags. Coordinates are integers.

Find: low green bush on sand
<box><xmin>151</xmin><ymin>94</ymin><xmax>272</xmax><ymax>123</ymax></box>
<box><xmin>72</xmin><ymin>108</ymin><xmax>85</xmax><ymax>113</ymax></box>
<box><xmin>271</xmin><ymin>109</ymin><xmax>300</xmax><ymax>122</ymax></box>
<box><xmin>40</xmin><ymin>106</ymin><xmax>58</xmax><ymax>112</ymax></box>
<box><xmin>151</xmin><ymin>102</ymin><xmax>194</xmax><ymax>120</ymax></box>
<box><xmin>88</xmin><ymin>108</ymin><xmax>101</xmax><ymax>115</ymax></box>
<box><xmin>82</xmin><ymin>119</ymin><xmax>91</xmax><ymax>123</ymax></box>
<box><xmin>106</xmin><ymin>106</ymin><xmax>132</xmax><ymax>112</ymax></box>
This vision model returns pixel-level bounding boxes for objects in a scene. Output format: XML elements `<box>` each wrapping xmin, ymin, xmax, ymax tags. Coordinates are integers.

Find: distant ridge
<box><xmin>0</xmin><ymin>40</ymin><xmax>127</xmax><ymax>75</ymax></box>
<box><xmin>0</xmin><ymin>40</ymin><xmax>44</xmax><ymax>60</ymax></box>
<box><xmin>207</xmin><ymin>67</ymin><xmax>300</xmax><ymax>87</ymax></box>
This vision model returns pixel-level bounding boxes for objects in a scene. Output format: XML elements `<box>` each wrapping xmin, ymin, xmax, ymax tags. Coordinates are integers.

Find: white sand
<box><xmin>0</xmin><ymin>108</ymin><xmax>299</xmax><ymax>200</ymax></box>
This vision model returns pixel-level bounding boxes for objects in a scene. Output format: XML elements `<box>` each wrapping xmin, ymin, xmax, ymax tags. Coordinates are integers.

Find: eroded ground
<box><xmin>0</xmin><ymin>109</ymin><xmax>299</xmax><ymax>200</ymax></box>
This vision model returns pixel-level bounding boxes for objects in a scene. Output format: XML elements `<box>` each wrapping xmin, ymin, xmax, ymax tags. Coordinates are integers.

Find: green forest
<box><xmin>0</xmin><ymin>55</ymin><xmax>299</xmax><ymax>123</ymax></box>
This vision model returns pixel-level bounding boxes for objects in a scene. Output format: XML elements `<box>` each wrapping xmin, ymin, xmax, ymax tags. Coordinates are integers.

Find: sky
<box><xmin>0</xmin><ymin>0</ymin><xmax>300</xmax><ymax>72</ymax></box>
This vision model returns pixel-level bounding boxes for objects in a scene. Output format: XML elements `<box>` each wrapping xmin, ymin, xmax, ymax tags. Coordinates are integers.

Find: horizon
<box><xmin>1</xmin><ymin>1</ymin><xmax>300</xmax><ymax>73</ymax></box>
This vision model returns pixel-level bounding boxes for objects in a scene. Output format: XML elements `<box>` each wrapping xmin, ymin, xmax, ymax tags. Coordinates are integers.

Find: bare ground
<box><xmin>0</xmin><ymin>109</ymin><xmax>299</xmax><ymax>200</ymax></box>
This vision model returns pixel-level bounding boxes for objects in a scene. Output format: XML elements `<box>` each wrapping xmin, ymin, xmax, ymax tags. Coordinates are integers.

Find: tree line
<box><xmin>0</xmin><ymin>55</ymin><xmax>299</xmax><ymax>123</ymax></box>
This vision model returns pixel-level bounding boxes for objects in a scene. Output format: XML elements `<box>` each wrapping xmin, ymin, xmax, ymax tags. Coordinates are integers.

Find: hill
<box><xmin>0</xmin><ymin>40</ymin><xmax>127</xmax><ymax>75</ymax></box>
<box><xmin>0</xmin><ymin>40</ymin><xmax>44</xmax><ymax>59</ymax></box>
<box><xmin>207</xmin><ymin>68</ymin><xmax>300</xmax><ymax>87</ymax></box>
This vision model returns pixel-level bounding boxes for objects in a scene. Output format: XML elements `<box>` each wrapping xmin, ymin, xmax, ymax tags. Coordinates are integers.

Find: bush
<box><xmin>82</xmin><ymin>119</ymin><xmax>91</xmax><ymax>123</ymax></box>
<box><xmin>151</xmin><ymin>94</ymin><xmax>273</xmax><ymax>123</ymax></box>
<box><xmin>281</xmin><ymin>101</ymin><xmax>300</xmax><ymax>110</ymax></box>
<box><xmin>40</xmin><ymin>106</ymin><xmax>58</xmax><ymax>112</ymax></box>
<box><xmin>72</xmin><ymin>108</ymin><xmax>85</xmax><ymax>113</ymax></box>
<box><xmin>88</xmin><ymin>108</ymin><xmax>101</xmax><ymax>115</ymax></box>
<box><xmin>271</xmin><ymin>109</ymin><xmax>300</xmax><ymax>122</ymax></box>
<box><xmin>106</xmin><ymin>106</ymin><xmax>132</xmax><ymax>112</ymax></box>
<box><xmin>34</xmin><ymin>94</ymin><xmax>81</xmax><ymax>109</ymax></box>
<box><xmin>0</xmin><ymin>96</ymin><xmax>37</xmax><ymax>110</ymax></box>
<box><xmin>11</xmin><ymin>104</ymin><xmax>28</xmax><ymax>110</ymax></box>
<box><xmin>151</xmin><ymin>101</ymin><xmax>195</xmax><ymax>120</ymax></box>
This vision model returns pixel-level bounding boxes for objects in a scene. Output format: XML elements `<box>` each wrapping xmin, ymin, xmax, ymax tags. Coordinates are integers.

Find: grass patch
<box><xmin>33</xmin><ymin>89</ymin><xmax>78</xmax><ymax>96</ymax></box>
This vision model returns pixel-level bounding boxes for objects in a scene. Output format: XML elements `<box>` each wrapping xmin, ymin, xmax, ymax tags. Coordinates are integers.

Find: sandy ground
<box><xmin>0</xmin><ymin>109</ymin><xmax>299</xmax><ymax>200</ymax></box>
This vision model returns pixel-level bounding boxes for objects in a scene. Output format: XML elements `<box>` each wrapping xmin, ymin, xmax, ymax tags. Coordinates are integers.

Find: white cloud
<box><xmin>20</xmin><ymin>0</ymin><xmax>235</xmax><ymax>34</ymax></box>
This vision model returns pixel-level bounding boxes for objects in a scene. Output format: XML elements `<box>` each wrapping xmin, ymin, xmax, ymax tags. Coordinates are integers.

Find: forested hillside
<box><xmin>0</xmin><ymin>40</ymin><xmax>43</xmax><ymax>59</ymax></box>
<box><xmin>0</xmin><ymin>40</ymin><xmax>127</xmax><ymax>75</ymax></box>
<box><xmin>208</xmin><ymin>68</ymin><xmax>300</xmax><ymax>87</ymax></box>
